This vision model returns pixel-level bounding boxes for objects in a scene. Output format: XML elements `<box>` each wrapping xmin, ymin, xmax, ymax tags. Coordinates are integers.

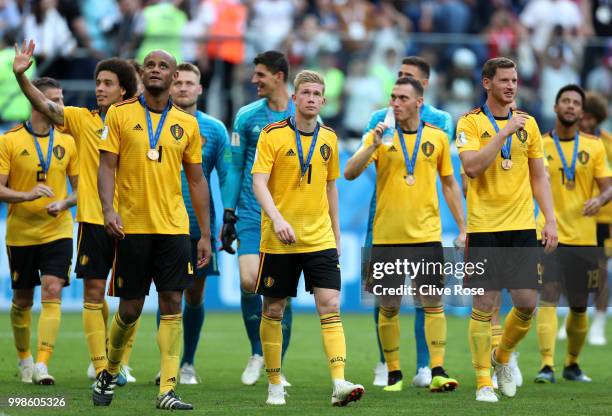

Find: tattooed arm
<box><xmin>12</xmin><ymin>40</ymin><xmax>64</xmax><ymax>125</ymax></box>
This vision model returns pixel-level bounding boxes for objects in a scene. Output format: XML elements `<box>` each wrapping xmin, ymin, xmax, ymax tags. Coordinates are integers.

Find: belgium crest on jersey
<box><xmin>516</xmin><ymin>129</ymin><xmax>528</xmax><ymax>143</ymax></box>
<box><xmin>53</xmin><ymin>144</ymin><xmax>65</xmax><ymax>160</ymax></box>
<box><xmin>578</xmin><ymin>150</ymin><xmax>590</xmax><ymax>165</ymax></box>
<box><xmin>170</xmin><ymin>124</ymin><xmax>184</xmax><ymax>141</ymax></box>
<box><xmin>421</xmin><ymin>141</ymin><xmax>435</xmax><ymax>157</ymax></box>
<box><xmin>320</xmin><ymin>143</ymin><xmax>331</xmax><ymax>161</ymax></box>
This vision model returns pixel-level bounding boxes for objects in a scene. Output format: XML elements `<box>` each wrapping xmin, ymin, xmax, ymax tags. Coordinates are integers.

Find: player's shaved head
<box><xmin>143</xmin><ymin>50</ymin><xmax>177</xmax><ymax>68</ymax></box>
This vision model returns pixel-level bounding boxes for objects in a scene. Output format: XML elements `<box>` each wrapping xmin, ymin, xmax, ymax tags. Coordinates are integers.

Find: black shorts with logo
<box><xmin>464</xmin><ymin>229</ymin><xmax>540</xmax><ymax>290</ymax></box>
<box><xmin>76</xmin><ymin>223</ymin><xmax>115</xmax><ymax>280</ymax></box>
<box><xmin>7</xmin><ymin>238</ymin><xmax>73</xmax><ymax>289</ymax></box>
<box><xmin>255</xmin><ymin>248</ymin><xmax>341</xmax><ymax>298</ymax></box>
<box><xmin>109</xmin><ymin>234</ymin><xmax>194</xmax><ymax>299</ymax></box>
<box><xmin>541</xmin><ymin>243</ymin><xmax>599</xmax><ymax>305</ymax></box>
<box><xmin>365</xmin><ymin>242</ymin><xmax>445</xmax><ymax>292</ymax></box>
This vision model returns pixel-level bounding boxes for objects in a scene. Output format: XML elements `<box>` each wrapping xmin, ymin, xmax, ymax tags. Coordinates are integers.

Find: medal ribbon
<box><xmin>551</xmin><ymin>130</ymin><xmax>579</xmax><ymax>183</ymax></box>
<box><xmin>291</xmin><ymin>117</ymin><xmax>320</xmax><ymax>180</ymax></box>
<box><xmin>483</xmin><ymin>103</ymin><xmax>513</xmax><ymax>160</ymax></box>
<box><xmin>29</xmin><ymin>123</ymin><xmax>54</xmax><ymax>174</ymax></box>
<box><xmin>397</xmin><ymin>121</ymin><xmax>424</xmax><ymax>177</ymax></box>
<box><xmin>140</xmin><ymin>95</ymin><xmax>171</xmax><ymax>151</ymax></box>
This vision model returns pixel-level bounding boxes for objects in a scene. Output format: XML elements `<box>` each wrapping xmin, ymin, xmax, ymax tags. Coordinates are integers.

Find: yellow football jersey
<box><xmin>595</xmin><ymin>129</ymin><xmax>612</xmax><ymax>224</ymax></box>
<box><xmin>356</xmin><ymin>123</ymin><xmax>453</xmax><ymax>244</ymax></box>
<box><xmin>457</xmin><ymin>108</ymin><xmax>543</xmax><ymax>233</ymax></box>
<box><xmin>251</xmin><ymin>118</ymin><xmax>340</xmax><ymax>254</ymax></box>
<box><xmin>57</xmin><ymin>106</ymin><xmax>109</xmax><ymax>225</ymax></box>
<box><xmin>99</xmin><ymin>97</ymin><xmax>201</xmax><ymax>235</ymax></box>
<box><xmin>536</xmin><ymin>132</ymin><xmax>612</xmax><ymax>245</ymax></box>
<box><xmin>0</xmin><ymin>124</ymin><xmax>78</xmax><ymax>246</ymax></box>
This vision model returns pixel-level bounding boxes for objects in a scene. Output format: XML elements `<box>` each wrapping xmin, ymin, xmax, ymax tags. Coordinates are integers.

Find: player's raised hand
<box><xmin>25</xmin><ymin>184</ymin><xmax>54</xmax><ymax>201</ymax></box>
<box><xmin>540</xmin><ymin>220</ymin><xmax>558</xmax><ymax>253</ymax></box>
<box><xmin>45</xmin><ymin>200</ymin><xmax>67</xmax><ymax>217</ymax></box>
<box><xmin>219</xmin><ymin>209</ymin><xmax>238</xmax><ymax>254</ymax></box>
<box><xmin>273</xmin><ymin>216</ymin><xmax>296</xmax><ymax>245</ymax></box>
<box><xmin>583</xmin><ymin>197</ymin><xmax>602</xmax><ymax>217</ymax></box>
<box><xmin>372</xmin><ymin>122</ymin><xmax>385</xmax><ymax>148</ymax></box>
<box><xmin>196</xmin><ymin>236</ymin><xmax>212</xmax><ymax>268</ymax></box>
<box><xmin>503</xmin><ymin>112</ymin><xmax>528</xmax><ymax>136</ymax></box>
<box><xmin>13</xmin><ymin>39</ymin><xmax>35</xmax><ymax>75</ymax></box>
<box><xmin>103</xmin><ymin>210</ymin><xmax>125</xmax><ymax>240</ymax></box>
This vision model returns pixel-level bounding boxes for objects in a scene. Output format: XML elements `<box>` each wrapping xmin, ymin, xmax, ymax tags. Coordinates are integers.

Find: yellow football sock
<box><xmin>107</xmin><ymin>314</ymin><xmax>136</xmax><ymax>375</ymax></box>
<box><xmin>10</xmin><ymin>303</ymin><xmax>32</xmax><ymax>360</ymax></box>
<box><xmin>496</xmin><ymin>307</ymin><xmax>532</xmax><ymax>364</ymax></box>
<box><xmin>121</xmin><ymin>316</ymin><xmax>140</xmax><ymax>366</ymax></box>
<box><xmin>491</xmin><ymin>324</ymin><xmax>503</xmax><ymax>350</ymax></box>
<box><xmin>536</xmin><ymin>302</ymin><xmax>557</xmax><ymax>368</ymax></box>
<box><xmin>320</xmin><ymin>313</ymin><xmax>346</xmax><ymax>381</ymax></box>
<box><xmin>260</xmin><ymin>313</ymin><xmax>282</xmax><ymax>384</ymax></box>
<box><xmin>36</xmin><ymin>300</ymin><xmax>61</xmax><ymax>365</ymax></box>
<box><xmin>565</xmin><ymin>309</ymin><xmax>588</xmax><ymax>366</ymax></box>
<box><xmin>424</xmin><ymin>305</ymin><xmax>446</xmax><ymax>369</ymax></box>
<box><xmin>158</xmin><ymin>314</ymin><xmax>182</xmax><ymax>395</ymax></box>
<box><xmin>469</xmin><ymin>308</ymin><xmax>492</xmax><ymax>389</ymax></box>
<box><xmin>83</xmin><ymin>302</ymin><xmax>107</xmax><ymax>375</ymax></box>
<box><xmin>378</xmin><ymin>307</ymin><xmax>400</xmax><ymax>372</ymax></box>
<box><xmin>102</xmin><ymin>299</ymin><xmax>110</xmax><ymax>332</ymax></box>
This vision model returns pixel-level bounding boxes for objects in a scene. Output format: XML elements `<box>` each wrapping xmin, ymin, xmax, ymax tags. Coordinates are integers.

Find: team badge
<box><xmin>96</xmin><ymin>128</ymin><xmax>104</xmax><ymax>137</ymax></box>
<box><xmin>320</xmin><ymin>143</ymin><xmax>331</xmax><ymax>161</ymax></box>
<box><xmin>80</xmin><ymin>255</ymin><xmax>89</xmax><ymax>266</ymax></box>
<box><xmin>53</xmin><ymin>145</ymin><xmax>66</xmax><ymax>160</ymax></box>
<box><xmin>516</xmin><ymin>129</ymin><xmax>528</xmax><ymax>143</ymax></box>
<box><xmin>264</xmin><ymin>276</ymin><xmax>274</xmax><ymax>288</ymax></box>
<box><xmin>201</xmin><ymin>134</ymin><xmax>207</xmax><ymax>147</ymax></box>
<box><xmin>578</xmin><ymin>150</ymin><xmax>590</xmax><ymax>165</ymax></box>
<box><xmin>421</xmin><ymin>141</ymin><xmax>434</xmax><ymax>157</ymax></box>
<box><xmin>170</xmin><ymin>124</ymin><xmax>184</xmax><ymax>141</ymax></box>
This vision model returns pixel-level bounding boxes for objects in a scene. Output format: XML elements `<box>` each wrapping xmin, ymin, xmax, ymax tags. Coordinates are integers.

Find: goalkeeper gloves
<box><xmin>220</xmin><ymin>209</ymin><xmax>238</xmax><ymax>254</ymax></box>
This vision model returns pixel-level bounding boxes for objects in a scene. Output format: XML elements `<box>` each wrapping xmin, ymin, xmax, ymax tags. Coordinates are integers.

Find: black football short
<box><xmin>365</xmin><ymin>243</ymin><xmax>445</xmax><ymax>293</ymax></box>
<box><xmin>540</xmin><ymin>243</ymin><xmax>599</xmax><ymax>306</ymax></box>
<box><xmin>7</xmin><ymin>238</ymin><xmax>72</xmax><ymax>289</ymax></box>
<box><xmin>464</xmin><ymin>229</ymin><xmax>540</xmax><ymax>290</ymax></box>
<box><xmin>597</xmin><ymin>223</ymin><xmax>610</xmax><ymax>248</ymax></box>
<box><xmin>75</xmin><ymin>223</ymin><xmax>115</xmax><ymax>280</ymax></box>
<box><xmin>109</xmin><ymin>234</ymin><xmax>194</xmax><ymax>299</ymax></box>
<box><xmin>255</xmin><ymin>249</ymin><xmax>341</xmax><ymax>298</ymax></box>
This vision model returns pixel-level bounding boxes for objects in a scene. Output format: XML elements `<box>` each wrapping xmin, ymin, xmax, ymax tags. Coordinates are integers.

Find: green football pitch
<box><xmin>0</xmin><ymin>312</ymin><xmax>611</xmax><ymax>415</ymax></box>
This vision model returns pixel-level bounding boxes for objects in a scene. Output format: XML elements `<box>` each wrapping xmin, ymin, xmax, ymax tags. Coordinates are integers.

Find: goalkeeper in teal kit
<box><xmin>220</xmin><ymin>51</ymin><xmax>294</xmax><ymax>386</ymax></box>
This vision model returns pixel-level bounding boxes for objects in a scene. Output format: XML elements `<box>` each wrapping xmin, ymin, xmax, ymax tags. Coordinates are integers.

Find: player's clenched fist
<box><xmin>503</xmin><ymin>112</ymin><xmax>528</xmax><ymax>135</ymax></box>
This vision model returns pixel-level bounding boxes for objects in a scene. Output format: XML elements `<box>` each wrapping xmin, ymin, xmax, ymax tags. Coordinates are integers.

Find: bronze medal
<box><xmin>566</xmin><ymin>180</ymin><xmax>576</xmax><ymax>190</ymax></box>
<box><xmin>501</xmin><ymin>158</ymin><xmax>513</xmax><ymax>170</ymax></box>
<box><xmin>147</xmin><ymin>148</ymin><xmax>159</xmax><ymax>161</ymax></box>
<box><xmin>405</xmin><ymin>175</ymin><xmax>416</xmax><ymax>186</ymax></box>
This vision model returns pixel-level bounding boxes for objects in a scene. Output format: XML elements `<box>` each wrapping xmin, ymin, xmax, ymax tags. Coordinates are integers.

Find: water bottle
<box><xmin>382</xmin><ymin>107</ymin><xmax>395</xmax><ymax>145</ymax></box>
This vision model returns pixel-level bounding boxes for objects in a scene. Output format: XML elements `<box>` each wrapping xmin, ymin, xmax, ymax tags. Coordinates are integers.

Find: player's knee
<box><xmin>316</xmin><ymin>298</ymin><xmax>340</xmax><ymax>315</ymax></box>
<box><xmin>158</xmin><ymin>291</ymin><xmax>183</xmax><ymax>315</ymax></box>
<box><xmin>118</xmin><ymin>299</ymin><xmax>144</xmax><ymax>324</ymax></box>
<box><xmin>570</xmin><ymin>306</ymin><xmax>587</xmax><ymax>314</ymax></box>
<box><xmin>12</xmin><ymin>291</ymin><xmax>34</xmax><ymax>309</ymax></box>
<box><xmin>184</xmin><ymin>286</ymin><xmax>204</xmax><ymax>307</ymax></box>
<box><xmin>41</xmin><ymin>279</ymin><xmax>63</xmax><ymax>300</ymax></box>
<box><xmin>515</xmin><ymin>305</ymin><xmax>536</xmax><ymax>316</ymax></box>
<box><xmin>263</xmin><ymin>298</ymin><xmax>286</xmax><ymax>319</ymax></box>
<box><xmin>83</xmin><ymin>280</ymin><xmax>106</xmax><ymax>304</ymax></box>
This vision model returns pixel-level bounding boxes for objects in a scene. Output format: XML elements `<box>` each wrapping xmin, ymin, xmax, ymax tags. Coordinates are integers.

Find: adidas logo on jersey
<box><xmin>133</xmin><ymin>123</ymin><xmax>143</xmax><ymax>131</ymax></box>
<box><xmin>19</xmin><ymin>149</ymin><xmax>30</xmax><ymax>156</ymax></box>
<box><xmin>252</xmin><ymin>125</ymin><xmax>261</xmax><ymax>133</ymax></box>
<box><xmin>547</xmin><ymin>154</ymin><xmax>554</xmax><ymax>161</ymax></box>
<box><xmin>481</xmin><ymin>131</ymin><xmax>491</xmax><ymax>138</ymax></box>
<box><xmin>388</xmin><ymin>145</ymin><xmax>398</xmax><ymax>152</ymax></box>
<box><xmin>285</xmin><ymin>149</ymin><xmax>296</xmax><ymax>156</ymax></box>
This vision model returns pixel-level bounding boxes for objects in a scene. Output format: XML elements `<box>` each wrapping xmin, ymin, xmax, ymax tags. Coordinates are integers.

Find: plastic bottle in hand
<box><xmin>382</xmin><ymin>107</ymin><xmax>395</xmax><ymax>145</ymax></box>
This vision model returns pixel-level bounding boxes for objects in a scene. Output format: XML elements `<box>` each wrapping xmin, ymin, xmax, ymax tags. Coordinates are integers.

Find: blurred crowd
<box><xmin>0</xmin><ymin>0</ymin><xmax>610</xmax><ymax>135</ymax></box>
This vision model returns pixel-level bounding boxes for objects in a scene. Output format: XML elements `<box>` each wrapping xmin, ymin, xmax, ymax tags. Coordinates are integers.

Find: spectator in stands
<box><xmin>343</xmin><ymin>58</ymin><xmax>383</xmax><ymax>139</ymax></box>
<box><xmin>246</xmin><ymin>0</ymin><xmax>302</xmax><ymax>53</ymax></box>
<box><xmin>135</xmin><ymin>0</ymin><xmax>188</xmax><ymax>63</ymax></box>
<box><xmin>313</xmin><ymin>48</ymin><xmax>344</xmax><ymax>130</ymax></box>
<box><xmin>586</xmin><ymin>52</ymin><xmax>611</xmax><ymax>99</ymax></box>
<box><xmin>334</xmin><ymin>0</ymin><xmax>375</xmax><ymax>56</ymax></box>
<box><xmin>106</xmin><ymin>0</ymin><xmax>143</xmax><ymax>59</ymax></box>
<box><xmin>485</xmin><ymin>7</ymin><xmax>520</xmax><ymax>59</ymax></box>
<box><xmin>441</xmin><ymin>47</ymin><xmax>478</xmax><ymax>122</ymax></box>
<box><xmin>0</xmin><ymin>0</ymin><xmax>20</xmax><ymax>39</ymax></box>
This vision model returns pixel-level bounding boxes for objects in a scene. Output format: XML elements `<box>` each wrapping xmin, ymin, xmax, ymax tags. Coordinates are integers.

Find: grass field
<box><xmin>0</xmin><ymin>311</ymin><xmax>611</xmax><ymax>415</ymax></box>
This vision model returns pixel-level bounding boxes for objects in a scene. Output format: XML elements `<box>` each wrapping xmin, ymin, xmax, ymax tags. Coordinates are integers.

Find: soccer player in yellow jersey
<box><xmin>344</xmin><ymin>77</ymin><xmax>465</xmax><ymax>393</ymax></box>
<box><xmin>93</xmin><ymin>50</ymin><xmax>212</xmax><ymax>411</ymax></box>
<box><xmin>581</xmin><ymin>91</ymin><xmax>612</xmax><ymax>346</ymax></box>
<box><xmin>252</xmin><ymin>70</ymin><xmax>364</xmax><ymax>406</ymax></box>
<box><xmin>534</xmin><ymin>84</ymin><xmax>612</xmax><ymax>384</ymax></box>
<box><xmin>12</xmin><ymin>40</ymin><xmax>141</xmax><ymax>384</ymax></box>
<box><xmin>457</xmin><ymin>57</ymin><xmax>558</xmax><ymax>402</ymax></box>
<box><xmin>0</xmin><ymin>77</ymin><xmax>78</xmax><ymax>385</ymax></box>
